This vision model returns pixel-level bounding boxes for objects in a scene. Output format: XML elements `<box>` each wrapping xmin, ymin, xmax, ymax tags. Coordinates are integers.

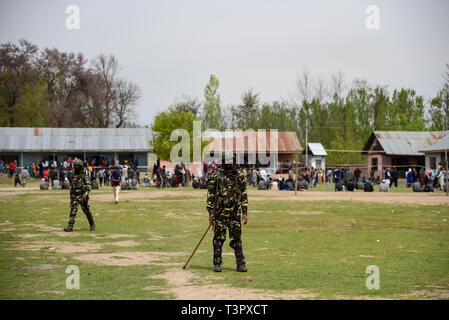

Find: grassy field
<box><xmin>0</xmin><ymin>176</ymin><xmax>448</xmax><ymax>300</ymax></box>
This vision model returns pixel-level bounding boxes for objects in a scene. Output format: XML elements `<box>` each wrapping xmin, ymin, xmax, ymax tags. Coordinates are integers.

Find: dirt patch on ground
<box><xmin>73</xmin><ymin>251</ymin><xmax>184</xmax><ymax>266</ymax></box>
<box><xmin>2</xmin><ymin>186</ymin><xmax>448</xmax><ymax>206</ymax></box>
<box><xmin>20</xmin><ymin>223</ymin><xmax>61</xmax><ymax>232</ymax></box>
<box><xmin>149</xmin><ymin>268</ymin><xmax>317</xmax><ymax>300</ymax></box>
<box><xmin>8</xmin><ymin>241</ymin><xmax>102</xmax><ymax>254</ymax></box>
<box><xmin>333</xmin><ymin>295</ymin><xmax>388</xmax><ymax>300</ymax></box>
<box><xmin>107</xmin><ymin>240</ymin><xmax>140</xmax><ymax>247</ymax></box>
<box><xmin>13</xmin><ymin>264</ymin><xmax>64</xmax><ymax>271</ymax></box>
<box><xmin>90</xmin><ymin>190</ymin><xmax>203</xmax><ymax>202</ymax></box>
<box><xmin>51</xmin><ymin>231</ymin><xmax>97</xmax><ymax>238</ymax></box>
<box><xmin>100</xmin><ymin>234</ymin><xmax>137</xmax><ymax>239</ymax></box>
<box><xmin>249</xmin><ymin>190</ymin><xmax>449</xmax><ymax>206</ymax></box>
<box><xmin>147</xmin><ymin>232</ymin><xmax>164</xmax><ymax>241</ymax></box>
<box><xmin>398</xmin><ymin>289</ymin><xmax>449</xmax><ymax>299</ymax></box>
<box><xmin>14</xmin><ymin>234</ymin><xmax>45</xmax><ymax>239</ymax></box>
<box><xmin>0</xmin><ymin>191</ymin><xmax>30</xmax><ymax>197</ymax></box>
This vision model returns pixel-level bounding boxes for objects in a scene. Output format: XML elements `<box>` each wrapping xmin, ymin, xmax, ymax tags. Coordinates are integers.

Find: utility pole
<box><xmin>305</xmin><ymin>119</ymin><xmax>308</xmax><ymax>170</ymax></box>
<box><xmin>444</xmin><ymin>149</ymin><xmax>449</xmax><ymax>196</ymax></box>
<box><xmin>295</xmin><ymin>149</ymin><xmax>298</xmax><ymax>196</ymax></box>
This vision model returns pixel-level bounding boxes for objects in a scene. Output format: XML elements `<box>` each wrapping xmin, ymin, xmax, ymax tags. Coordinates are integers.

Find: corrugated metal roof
<box><xmin>369</xmin><ymin>131</ymin><xmax>445</xmax><ymax>156</ymax></box>
<box><xmin>0</xmin><ymin>127</ymin><xmax>153</xmax><ymax>152</ymax></box>
<box><xmin>208</xmin><ymin>131</ymin><xmax>302</xmax><ymax>153</ymax></box>
<box><xmin>420</xmin><ymin>131</ymin><xmax>449</xmax><ymax>153</ymax></box>
<box><xmin>307</xmin><ymin>143</ymin><xmax>327</xmax><ymax>156</ymax></box>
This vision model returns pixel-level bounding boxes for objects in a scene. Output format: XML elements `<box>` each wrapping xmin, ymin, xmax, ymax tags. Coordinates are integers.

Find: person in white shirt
<box><xmin>327</xmin><ymin>169</ymin><xmax>333</xmax><ymax>190</ymax></box>
<box><xmin>21</xmin><ymin>168</ymin><xmax>29</xmax><ymax>187</ymax></box>
<box><xmin>260</xmin><ymin>168</ymin><xmax>267</xmax><ymax>181</ymax></box>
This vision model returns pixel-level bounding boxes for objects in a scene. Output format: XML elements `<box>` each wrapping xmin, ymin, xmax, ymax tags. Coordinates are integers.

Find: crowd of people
<box><xmin>1</xmin><ymin>157</ymin><xmax>447</xmax><ymax>194</ymax></box>
<box><xmin>405</xmin><ymin>165</ymin><xmax>447</xmax><ymax>192</ymax></box>
<box><xmin>0</xmin><ymin>157</ymin><xmax>141</xmax><ymax>189</ymax></box>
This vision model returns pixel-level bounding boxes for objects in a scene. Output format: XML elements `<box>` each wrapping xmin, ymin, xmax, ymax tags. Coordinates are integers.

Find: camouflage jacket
<box><xmin>206</xmin><ymin>169</ymin><xmax>248</xmax><ymax>216</ymax></box>
<box><xmin>70</xmin><ymin>173</ymin><xmax>91</xmax><ymax>198</ymax></box>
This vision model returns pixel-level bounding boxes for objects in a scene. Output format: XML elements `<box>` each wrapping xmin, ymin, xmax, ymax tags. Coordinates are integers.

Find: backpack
<box><xmin>412</xmin><ymin>182</ymin><xmax>423</xmax><ymax>192</ymax></box>
<box><xmin>40</xmin><ymin>181</ymin><xmax>49</xmax><ymax>190</ymax></box>
<box><xmin>364</xmin><ymin>182</ymin><xmax>374</xmax><ymax>192</ymax></box>
<box><xmin>121</xmin><ymin>181</ymin><xmax>130</xmax><ymax>190</ymax></box>
<box><xmin>346</xmin><ymin>183</ymin><xmax>355</xmax><ymax>191</ymax></box>
<box><xmin>424</xmin><ymin>183</ymin><xmax>434</xmax><ymax>192</ymax></box>
<box><xmin>297</xmin><ymin>180</ymin><xmax>309</xmax><ymax>190</ymax></box>
<box><xmin>62</xmin><ymin>180</ymin><xmax>71</xmax><ymax>189</ymax></box>
<box><xmin>130</xmin><ymin>179</ymin><xmax>139</xmax><ymax>190</ymax></box>
<box><xmin>335</xmin><ymin>181</ymin><xmax>343</xmax><ymax>191</ymax></box>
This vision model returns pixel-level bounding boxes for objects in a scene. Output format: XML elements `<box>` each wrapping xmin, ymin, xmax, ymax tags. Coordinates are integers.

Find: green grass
<box><xmin>0</xmin><ymin>175</ymin><xmax>448</xmax><ymax>299</ymax></box>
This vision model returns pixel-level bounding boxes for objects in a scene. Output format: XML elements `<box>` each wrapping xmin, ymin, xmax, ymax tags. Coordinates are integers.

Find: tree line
<box><xmin>0</xmin><ymin>39</ymin><xmax>140</xmax><ymax>128</ymax></box>
<box><xmin>152</xmin><ymin>67</ymin><xmax>449</xmax><ymax>164</ymax></box>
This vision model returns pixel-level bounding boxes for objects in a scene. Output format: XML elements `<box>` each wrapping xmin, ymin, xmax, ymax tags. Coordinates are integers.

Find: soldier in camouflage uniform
<box><xmin>207</xmin><ymin>154</ymin><xmax>248</xmax><ymax>272</ymax></box>
<box><xmin>63</xmin><ymin>159</ymin><xmax>96</xmax><ymax>232</ymax></box>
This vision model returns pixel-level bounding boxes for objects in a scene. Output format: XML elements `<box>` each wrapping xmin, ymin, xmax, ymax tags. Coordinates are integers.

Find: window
<box><xmin>430</xmin><ymin>157</ymin><xmax>436</xmax><ymax>169</ymax></box>
<box><xmin>371</xmin><ymin>157</ymin><xmax>378</xmax><ymax>167</ymax></box>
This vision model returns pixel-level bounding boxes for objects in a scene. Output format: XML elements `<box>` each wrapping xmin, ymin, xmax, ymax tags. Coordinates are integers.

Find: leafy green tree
<box><xmin>0</xmin><ymin>39</ymin><xmax>39</xmax><ymax>126</ymax></box>
<box><xmin>151</xmin><ymin>109</ymin><xmax>207</xmax><ymax>161</ymax></box>
<box><xmin>429</xmin><ymin>64</ymin><xmax>449</xmax><ymax>130</ymax></box>
<box><xmin>388</xmin><ymin>88</ymin><xmax>425</xmax><ymax>131</ymax></box>
<box><xmin>14</xmin><ymin>81</ymin><xmax>49</xmax><ymax>127</ymax></box>
<box><xmin>229</xmin><ymin>88</ymin><xmax>260</xmax><ymax>130</ymax></box>
<box><xmin>429</xmin><ymin>88</ymin><xmax>449</xmax><ymax>130</ymax></box>
<box><xmin>257</xmin><ymin>101</ymin><xmax>297</xmax><ymax>132</ymax></box>
<box><xmin>203</xmin><ymin>74</ymin><xmax>222</xmax><ymax>130</ymax></box>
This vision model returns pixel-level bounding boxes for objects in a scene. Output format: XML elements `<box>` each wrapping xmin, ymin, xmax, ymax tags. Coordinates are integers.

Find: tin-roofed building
<box><xmin>419</xmin><ymin>132</ymin><xmax>449</xmax><ymax>169</ymax></box>
<box><xmin>363</xmin><ymin>131</ymin><xmax>446</xmax><ymax>178</ymax></box>
<box><xmin>208</xmin><ymin>131</ymin><xmax>302</xmax><ymax>168</ymax></box>
<box><xmin>302</xmin><ymin>142</ymin><xmax>327</xmax><ymax>170</ymax></box>
<box><xmin>0</xmin><ymin>127</ymin><xmax>153</xmax><ymax>169</ymax></box>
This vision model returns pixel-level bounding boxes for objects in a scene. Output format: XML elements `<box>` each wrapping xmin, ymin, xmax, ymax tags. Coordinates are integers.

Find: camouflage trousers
<box><xmin>68</xmin><ymin>195</ymin><xmax>94</xmax><ymax>227</ymax></box>
<box><xmin>213</xmin><ymin>212</ymin><xmax>246</xmax><ymax>266</ymax></box>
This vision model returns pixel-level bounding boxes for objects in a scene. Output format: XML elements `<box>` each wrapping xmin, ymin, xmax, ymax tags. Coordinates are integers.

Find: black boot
<box><xmin>213</xmin><ymin>239</ymin><xmax>224</xmax><ymax>272</ymax></box>
<box><xmin>236</xmin><ymin>263</ymin><xmax>247</xmax><ymax>272</ymax></box>
<box><xmin>231</xmin><ymin>240</ymin><xmax>247</xmax><ymax>272</ymax></box>
<box><xmin>89</xmin><ymin>223</ymin><xmax>96</xmax><ymax>231</ymax></box>
<box><xmin>63</xmin><ymin>224</ymin><xmax>73</xmax><ymax>232</ymax></box>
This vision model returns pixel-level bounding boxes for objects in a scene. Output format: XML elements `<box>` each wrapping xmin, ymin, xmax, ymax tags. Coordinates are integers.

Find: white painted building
<box><xmin>419</xmin><ymin>131</ymin><xmax>449</xmax><ymax>169</ymax></box>
<box><xmin>303</xmin><ymin>143</ymin><xmax>327</xmax><ymax>170</ymax></box>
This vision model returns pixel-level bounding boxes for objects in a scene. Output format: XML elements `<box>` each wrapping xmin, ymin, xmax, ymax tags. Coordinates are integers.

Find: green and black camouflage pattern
<box><xmin>206</xmin><ymin>169</ymin><xmax>248</xmax><ymax>216</ymax></box>
<box><xmin>206</xmin><ymin>168</ymin><xmax>248</xmax><ymax>267</ymax></box>
<box><xmin>68</xmin><ymin>172</ymin><xmax>94</xmax><ymax>227</ymax></box>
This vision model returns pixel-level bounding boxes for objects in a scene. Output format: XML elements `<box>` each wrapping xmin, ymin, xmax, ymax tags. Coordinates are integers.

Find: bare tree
<box><xmin>313</xmin><ymin>75</ymin><xmax>329</xmax><ymax>105</ymax></box>
<box><xmin>169</xmin><ymin>94</ymin><xmax>201</xmax><ymax>116</ymax></box>
<box><xmin>37</xmin><ymin>48</ymin><xmax>86</xmax><ymax>127</ymax></box>
<box><xmin>91</xmin><ymin>54</ymin><xmax>120</xmax><ymax>127</ymax></box>
<box><xmin>330</xmin><ymin>70</ymin><xmax>346</xmax><ymax>101</ymax></box>
<box><xmin>113</xmin><ymin>79</ymin><xmax>140</xmax><ymax>127</ymax></box>
<box><xmin>295</xmin><ymin>70</ymin><xmax>313</xmax><ymax>105</ymax></box>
